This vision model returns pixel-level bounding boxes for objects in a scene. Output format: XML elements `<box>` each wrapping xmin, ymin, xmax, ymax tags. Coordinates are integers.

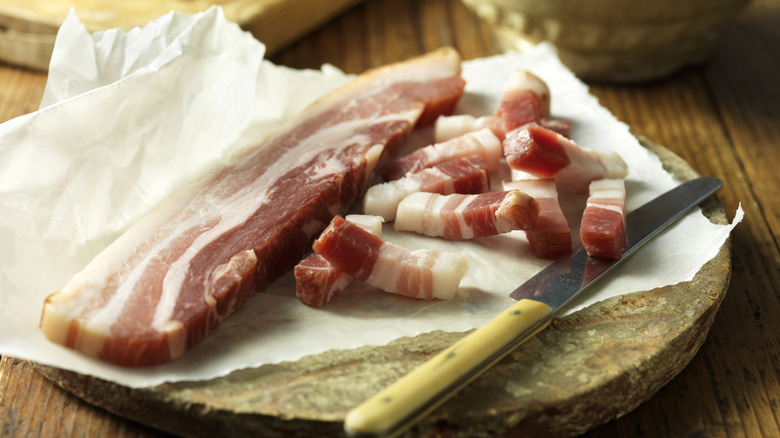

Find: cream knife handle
<box><xmin>344</xmin><ymin>299</ymin><xmax>553</xmax><ymax>438</ymax></box>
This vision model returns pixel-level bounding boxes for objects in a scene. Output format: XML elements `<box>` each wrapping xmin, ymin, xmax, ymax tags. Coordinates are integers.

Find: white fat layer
<box><xmin>345</xmin><ymin>214</ymin><xmax>384</xmax><ymax>237</ymax></box>
<box><xmin>504</xmin><ymin>70</ymin><xmax>549</xmax><ymax>99</ymax></box>
<box><xmin>364</xmin><ymin>176</ymin><xmax>424</xmax><ymax>221</ymax></box>
<box><xmin>469</xmin><ymin>129</ymin><xmax>503</xmax><ymax>171</ymax></box>
<box><xmin>452</xmin><ymin>194</ymin><xmax>478</xmax><ymax>239</ymax></box>
<box><xmin>435</xmin><ymin>115</ymin><xmax>501</xmax><ymax>143</ymax></box>
<box><xmin>364</xmin><ymin>242</ymin><xmax>405</xmax><ymax>291</ymax></box>
<box><xmin>435</xmin><ymin>114</ymin><xmax>477</xmax><ymax>142</ymax></box>
<box><xmin>431</xmin><ymin>251</ymin><xmax>470</xmax><ymax>300</ymax></box>
<box><xmin>589</xmin><ymin>178</ymin><xmax>625</xmax><ymax>196</ymax></box>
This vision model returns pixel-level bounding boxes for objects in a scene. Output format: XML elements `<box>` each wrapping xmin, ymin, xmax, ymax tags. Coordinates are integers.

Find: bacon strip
<box><xmin>312</xmin><ymin>216</ymin><xmax>469</xmax><ymax>300</ymax></box>
<box><xmin>394</xmin><ymin>190</ymin><xmax>539</xmax><ymax>240</ymax></box>
<box><xmin>580</xmin><ymin>179</ymin><xmax>627</xmax><ymax>259</ymax></box>
<box><xmin>39</xmin><ymin>48</ymin><xmax>467</xmax><ymax>367</ymax></box>
<box><xmin>503</xmin><ymin>123</ymin><xmax>628</xmax><ymax>191</ymax></box>
<box><xmin>380</xmin><ymin>128</ymin><xmax>502</xmax><ymax>181</ymax></box>
<box><xmin>295</xmin><ymin>215</ymin><xmax>383</xmax><ymax>306</ymax></box>
<box><xmin>503</xmin><ymin>179</ymin><xmax>571</xmax><ymax>259</ymax></box>
<box><xmin>363</xmin><ymin>155</ymin><xmax>489</xmax><ymax>221</ymax></box>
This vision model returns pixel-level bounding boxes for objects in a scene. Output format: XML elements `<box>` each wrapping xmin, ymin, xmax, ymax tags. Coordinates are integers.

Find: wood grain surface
<box><xmin>1</xmin><ymin>0</ymin><xmax>778</xmax><ymax>437</ymax></box>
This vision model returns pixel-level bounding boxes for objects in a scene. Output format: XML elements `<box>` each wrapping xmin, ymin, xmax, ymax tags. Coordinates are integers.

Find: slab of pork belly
<box><xmin>39</xmin><ymin>48</ymin><xmax>466</xmax><ymax>367</ymax></box>
<box><xmin>503</xmin><ymin>179</ymin><xmax>572</xmax><ymax>259</ymax></box>
<box><xmin>312</xmin><ymin>216</ymin><xmax>469</xmax><ymax>300</ymax></box>
<box><xmin>580</xmin><ymin>178</ymin><xmax>627</xmax><ymax>260</ymax></box>
<box><xmin>394</xmin><ymin>190</ymin><xmax>539</xmax><ymax>240</ymax></box>
<box><xmin>503</xmin><ymin>123</ymin><xmax>628</xmax><ymax>191</ymax></box>
<box><xmin>363</xmin><ymin>155</ymin><xmax>489</xmax><ymax>221</ymax></box>
<box><xmin>295</xmin><ymin>215</ymin><xmax>383</xmax><ymax>307</ymax></box>
<box><xmin>380</xmin><ymin>128</ymin><xmax>502</xmax><ymax>181</ymax></box>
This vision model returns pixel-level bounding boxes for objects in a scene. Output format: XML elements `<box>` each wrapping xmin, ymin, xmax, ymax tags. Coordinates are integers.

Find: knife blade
<box><xmin>344</xmin><ymin>176</ymin><xmax>723</xmax><ymax>438</ymax></box>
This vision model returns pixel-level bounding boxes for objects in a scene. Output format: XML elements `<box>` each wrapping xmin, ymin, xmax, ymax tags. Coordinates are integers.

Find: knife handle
<box><xmin>344</xmin><ymin>298</ymin><xmax>553</xmax><ymax>438</ymax></box>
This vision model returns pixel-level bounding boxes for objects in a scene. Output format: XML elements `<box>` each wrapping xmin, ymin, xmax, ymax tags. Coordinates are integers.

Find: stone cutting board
<box><xmin>0</xmin><ymin>0</ymin><xmax>363</xmax><ymax>71</ymax></box>
<box><xmin>34</xmin><ymin>136</ymin><xmax>732</xmax><ymax>438</ymax></box>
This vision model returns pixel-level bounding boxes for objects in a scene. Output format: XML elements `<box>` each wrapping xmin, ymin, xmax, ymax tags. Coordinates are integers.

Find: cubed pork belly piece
<box><xmin>503</xmin><ymin>123</ymin><xmax>628</xmax><ymax>191</ymax></box>
<box><xmin>503</xmin><ymin>179</ymin><xmax>571</xmax><ymax>259</ymax></box>
<box><xmin>363</xmin><ymin>155</ymin><xmax>489</xmax><ymax>221</ymax></box>
<box><xmin>580</xmin><ymin>179</ymin><xmax>627</xmax><ymax>260</ymax></box>
<box><xmin>394</xmin><ymin>190</ymin><xmax>539</xmax><ymax>240</ymax></box>
<box><xmin>39</xmin><ymin>48</ymin><xmax>467</xmax><ymax>367</ymax></box>
<box><xmin>295</xmin><ymin>215</ymin><xmax>383</xmax><ymax>306</ymax></box>
<box><xmin>435</xmin><ymin>69</ymin><xmax>569</xmax><ymax>144</ymax></box>
<box><xmin>380</xmin><ymin>128</ymin><xmax>502</xmax><ymax>181</ymax></box>
<box><xmin>313</xmin><ymin>216</ymin><xmax>469</xmax><ymax>300</ymax></box>
<box><xmin>497</xmin><ymin>69</ymin><xmax>551</xmax><ymax>132</ymax></box>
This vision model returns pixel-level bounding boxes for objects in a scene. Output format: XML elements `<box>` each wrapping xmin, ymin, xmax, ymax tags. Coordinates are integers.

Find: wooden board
<box><xmin>33</xmin><ymin>135</ymin><xmax>732</xmax><ymax>438</ymax></box>
<box><xmin>0</xmin><ymin>0</ymin><xmax>364</xmax><ymax>71</ymax></box>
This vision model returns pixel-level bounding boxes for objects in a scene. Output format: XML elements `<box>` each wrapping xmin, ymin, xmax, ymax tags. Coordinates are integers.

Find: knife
<box><xmin>343</xmin><ymin>176</ymin><xmax>723</xmax><ymax>438</ymax></box>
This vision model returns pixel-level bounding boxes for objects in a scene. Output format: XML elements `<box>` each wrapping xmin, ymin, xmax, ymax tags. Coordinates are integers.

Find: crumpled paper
<box><xmin>0</xmin><ymin>6</ymin><xmax>742</xmax><ymax>388</ymax></box>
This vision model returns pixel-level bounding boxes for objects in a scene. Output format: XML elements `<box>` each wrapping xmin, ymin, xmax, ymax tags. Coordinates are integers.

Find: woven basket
<box><xmin>462</xmin><ymin>0</ymin><xmax>751</xmax><ymax>81</ymax></box>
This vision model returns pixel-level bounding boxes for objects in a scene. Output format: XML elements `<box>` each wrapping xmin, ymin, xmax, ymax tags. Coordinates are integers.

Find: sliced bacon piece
<box><xmin>503</xmin><ymin>123</ymin><xmax>628</xmax><ymax>191</ymax></box>
<box><xmin>380</xmin><ymin>128</ymin><xmax>502</xmax><ymax>181</ymax></box>
<box><xmin>39</xmin><ymin>48</ymin><xmax>467</xmax><ymax>367</ymax></box>
<box><xmin>313</xmin><ymin>216</ymin><xmax>469</xmax><ymax>300</ymax></box>
<box><xmin>434</xmin><ymin>114</ymin><xmax>506</xmax><ymax>142</ymax></box>
<box><xmin>363</xmin><ymin>155</ymin><xmax>489</xmax><ymax>221</ymax></box>
<box><xmin>394</xmin><ymin>190</ymin><xmax>539</xmax><ymax>240</ymax></box>
<box><xmin>580</xmin><ymin>179</ymin><xmax>627</xmax><ymax>260</ymax></box>
<box><xmin>497</xmin><ymin>70</ymin><xmax>551</xmax><ymax>132</ymax></box>
<box><xmin>295</xmin><ymin>215</ymin><xmax>383</xmax><ymax>306</ymax></box>
<box><xmin>503</xmin><ymin>179</ymin><xmax>571</xmax><ymax>259</ymax></box>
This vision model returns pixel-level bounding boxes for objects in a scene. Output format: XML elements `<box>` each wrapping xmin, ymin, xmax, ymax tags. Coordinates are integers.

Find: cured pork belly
<box><xmin>434</xmin><ymin>114</ymin><xmax>506</xmax><ymax>142</ymax></box>
<box><xmin>503</xmin><ymin>179</ymin><xmax>571</xmax><ymax>259</ymax></box>
<box><xmin>580</xmin><ymin>179</ymin><xmax>627</xmax><ymax>259</ymax></box>
<box><xmin>497</xmin><ymin>70</ymin><xmax>551</xmax><ymax>132</ymax></box>
<box><xmin>313</xmin><ymin>216</ymin><xmax>469</xmax><ymax>300</ymax></box>
<box><xmin>394</xmin><ymin>190</ymin><xmax>539</xmax><ymax>240</ymax></box>
<box><xmin>503</xmin><ymin>123</ymin><xmax>628</xmax><ymax>191</ymax></box>
<box><xmin>380</xmin><ymin>128</ymin><xmax>502</xmax><ymax>181</ymax></box>
<box><xmin>363</xmin><ymin>155</ymin><xmax>489</xmax><ymax>221</ymax></box>
<box><xmin>295</xmin><ymin>215</ymin><xmax>383</xmax><ymax>307</ymax></box>
<box><xmin>39</xmin><ymin>48</ymin><xmax>467</xmax><ymax>367</ymax></box>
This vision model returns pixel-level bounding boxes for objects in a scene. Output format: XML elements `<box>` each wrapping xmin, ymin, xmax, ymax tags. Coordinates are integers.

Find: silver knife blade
<box><xmin>510</xmin><ymin>176</ymin><xmax>723</xmax><ymax>308</ymax></box>
<box><xmin>344</xmin><ymin>176</ymin><xmax>723</xmax><ymax>438</ymax></box>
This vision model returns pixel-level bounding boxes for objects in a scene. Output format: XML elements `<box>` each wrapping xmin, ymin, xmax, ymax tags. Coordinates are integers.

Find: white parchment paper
<box><xmin>0</xmin><ymin>6</ymin><xmax>742</xmax><ymax>388</ymax></box>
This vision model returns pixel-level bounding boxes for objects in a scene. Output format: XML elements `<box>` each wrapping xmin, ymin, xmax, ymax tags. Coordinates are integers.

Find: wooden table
<box><xmin>1</xmin><ymin>0</ymin><xmax>778</xmax><ymax>436</ymax></box>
